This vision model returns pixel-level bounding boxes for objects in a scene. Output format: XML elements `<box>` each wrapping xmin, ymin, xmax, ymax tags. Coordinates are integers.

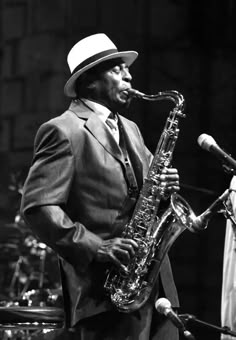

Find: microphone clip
<box><xmin>179</xmin><ymin>314</ymin><xmax>236</xmax><ymax>337</ymax></box>
<box><xmin>222</xmin><ymin>163</ymin><xmax>236</xmax><ymax>176</ymax></box>
<box><xmin>222</xmin><ymin>191</ymin><xmax>236</xmax><ymax>227</ymax></box>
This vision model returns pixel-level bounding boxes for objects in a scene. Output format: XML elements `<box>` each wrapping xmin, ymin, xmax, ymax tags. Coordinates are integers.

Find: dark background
<box><xmin>1</xmin><ymin>1</ymin><xmax>236</xmax><ymax>339</ymax></box>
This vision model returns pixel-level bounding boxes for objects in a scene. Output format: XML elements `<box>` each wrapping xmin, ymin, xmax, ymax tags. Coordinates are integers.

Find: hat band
<box><xmin>72</xmin><ymin>48</ymin><xmax>118</xmax><ymax>75</ymax></box>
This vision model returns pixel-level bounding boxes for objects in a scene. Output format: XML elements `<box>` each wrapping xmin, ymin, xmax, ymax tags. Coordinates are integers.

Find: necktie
<box><xmin>106</xmin><ymin>113</ymin><xmax>119</xmax><ymax>143</ymax></box>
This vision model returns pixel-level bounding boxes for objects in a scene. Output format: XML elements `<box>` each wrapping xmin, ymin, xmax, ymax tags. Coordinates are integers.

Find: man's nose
<box><xmin>122</xmin><ymin>69</ymin><xmax>132</xmax><ymax>82</ymax></box>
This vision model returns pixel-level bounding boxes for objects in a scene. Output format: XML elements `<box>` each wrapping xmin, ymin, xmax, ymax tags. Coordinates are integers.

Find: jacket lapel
<box><xmin>68</xmin><ymin>101</ymin><xmax>125</xmax><ymax>165</ymax></box>
<box><xmin>68</xmin><ymin>101</ymin><xmax>147</xmax><ymax>189</ymax></box>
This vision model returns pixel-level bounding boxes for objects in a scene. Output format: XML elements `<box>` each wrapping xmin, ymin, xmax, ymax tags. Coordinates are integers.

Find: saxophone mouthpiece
<box><xmin>127</xmin><ymin>88</ymin><xmax>145</xmax><ymax>98</ymax></box>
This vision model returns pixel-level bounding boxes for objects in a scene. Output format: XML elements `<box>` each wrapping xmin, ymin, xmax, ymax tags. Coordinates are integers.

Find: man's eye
<box><xmin>112</xmin><ymin>67</ymin><xmax>121</xmax><ymax>74</ymax></box>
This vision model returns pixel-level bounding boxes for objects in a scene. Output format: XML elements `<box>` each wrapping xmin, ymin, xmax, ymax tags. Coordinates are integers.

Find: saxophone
<box><xmin>104</xmin><ymin>88</ymin><xmax>230</xmax><ymax>313</ymax></box>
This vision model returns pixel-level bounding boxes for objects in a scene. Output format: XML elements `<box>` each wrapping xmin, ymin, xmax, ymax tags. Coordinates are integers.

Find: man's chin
<box><xmin>110</xmin><ymin>96</ymin><xmax>132</xmax><ymax>112</ymax></box>
<box><xmin>119</xmin><ymin>96</ymin><xmax>132</xmax><ymax>108</ymax></box>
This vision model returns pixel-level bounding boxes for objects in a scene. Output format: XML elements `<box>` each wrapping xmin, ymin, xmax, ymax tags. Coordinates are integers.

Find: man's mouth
<box><xmin>120</xmin><ymin>89</ymin><xmax>131</xmax><ymax>98</ymax></box>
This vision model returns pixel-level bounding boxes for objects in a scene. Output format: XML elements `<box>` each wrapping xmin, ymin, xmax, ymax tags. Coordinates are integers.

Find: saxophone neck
<box><xmin>127</xmin><ymin>88</ymin><xmax>185</xmax><ymax>114</ymax></box>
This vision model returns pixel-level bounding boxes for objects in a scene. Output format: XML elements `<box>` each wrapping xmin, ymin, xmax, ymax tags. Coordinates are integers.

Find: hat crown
<box><xmin>67</xmin><ymin>33</ymin><xmax>117</xmax><ymax>73</ymax></box>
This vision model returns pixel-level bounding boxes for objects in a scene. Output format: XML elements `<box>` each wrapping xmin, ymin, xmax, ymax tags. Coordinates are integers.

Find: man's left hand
<box><xmin>159</xmin><ymin>167</ymin><xmax>180</xmax><ymax>194</ymax></box>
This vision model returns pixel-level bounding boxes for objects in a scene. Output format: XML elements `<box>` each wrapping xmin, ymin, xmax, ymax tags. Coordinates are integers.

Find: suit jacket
<box><xmin>21</xmin><ymin>100</ymin><xmax>179</xmax><ymax>327</ymax></box>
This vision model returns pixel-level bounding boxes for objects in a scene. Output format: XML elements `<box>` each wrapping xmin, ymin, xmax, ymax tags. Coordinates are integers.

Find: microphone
<box><xmin>155</xmin><ymin>298</ymin><xmax>195</xmax><ymax>339</ymax></box>
<box><xmin>192</xmin><ymin>188</ymin><xmax>230</xmax><ymax>231</ymax></box>
<box><xmin>197</xmin><ymin>133</ymin><xmax>236</xmax><ymax>172</ymax></box>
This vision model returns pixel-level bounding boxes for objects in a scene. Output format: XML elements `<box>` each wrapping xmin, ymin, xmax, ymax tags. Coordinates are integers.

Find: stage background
<box><xmin>1</xmin><ymin>1</ymin><xmax>236</xmax><ymax>339</ymax></box>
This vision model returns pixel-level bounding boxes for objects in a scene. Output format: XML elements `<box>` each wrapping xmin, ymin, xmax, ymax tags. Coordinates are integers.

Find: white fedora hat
<box><xmin>64</xmin><ymin>33</ymin><xmax>138</xmax><ymax>98</ymax></box>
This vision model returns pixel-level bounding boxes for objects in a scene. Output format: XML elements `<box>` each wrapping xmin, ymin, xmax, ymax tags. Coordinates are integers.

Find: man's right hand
<box><xmin>95</xmin><ymin>238</ymin><xmax>138</xmax><ymax>270</ymax></box>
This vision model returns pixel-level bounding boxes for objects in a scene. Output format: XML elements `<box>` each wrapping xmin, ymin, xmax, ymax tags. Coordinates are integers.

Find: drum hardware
<box><xmin>0</xmin><ymin>306</ymin><xmax>64</xmax><ymax>340</ymax></box>
<box><xmin>5</xmin><ymin>234</ymin><xmax>59</xmax><ymax>303</ymax></box>
<box><xmin>19</xmin><ymin>288</ymin><xmax>63</xmax><ymax>308</ymax></box>
<box><xmin>0</xmin><ymin>229</ymin><xmax>60</xmax><ymax>310</ymax></box>
<box><xmin>8</xmin><ymin>256</ymin><xmax>29</xmax><ymax>299</ymax></box>
<box><xmin>0</xmin><ymin>233</ymin><xmax>63</xmax><ymax>339</ymax></box>
<box><xmin>19</xmin><ymin>237</ymin><xmax>49</xmax><ymax>297</ymax></box>
<box><xmin>3</xmin><ymin>171</ymin><xmax>59</xmax><ymax>302</ymax></box>
<box><xmin>0</xmin><ymin>172</ymin><xmax>63</xmax><ymax>339</ymax></box>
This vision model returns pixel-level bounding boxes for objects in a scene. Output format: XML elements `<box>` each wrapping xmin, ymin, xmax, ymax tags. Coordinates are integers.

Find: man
<box><xmin>221</xmin><ymin>176</ymin><xmax>236</xmax><ymax>340</ymax></box>
<box><xmin>21</xmin><ymin>33</ymin><xmax>180</xmax><ymax>339</ymax></box>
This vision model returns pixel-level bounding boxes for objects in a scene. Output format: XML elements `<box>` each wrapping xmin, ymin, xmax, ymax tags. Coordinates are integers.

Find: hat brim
<box><xmin>64</xmin><ymin>51</ymin><xmax>138</xmax><ymax>98</ymax></box>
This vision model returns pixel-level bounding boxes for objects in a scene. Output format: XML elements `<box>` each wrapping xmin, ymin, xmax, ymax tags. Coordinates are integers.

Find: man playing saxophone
<box><xmin>21</xmin><ymin>33</ymin><xmax>180</xmax><ymax>340</ymax></box>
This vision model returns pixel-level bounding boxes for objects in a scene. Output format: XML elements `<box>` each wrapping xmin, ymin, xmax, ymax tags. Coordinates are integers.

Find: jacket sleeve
<box><xmin>20</xmin><ymin>122</ymin><xmax>102</xmax><ymax>271</ymax></box>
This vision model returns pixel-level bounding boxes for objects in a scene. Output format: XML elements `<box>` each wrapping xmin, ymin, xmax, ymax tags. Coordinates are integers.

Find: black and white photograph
<box><xmin>0</xmin><ymin>1</ymin><xmax>236</xmax><ymax>340</ymax></box>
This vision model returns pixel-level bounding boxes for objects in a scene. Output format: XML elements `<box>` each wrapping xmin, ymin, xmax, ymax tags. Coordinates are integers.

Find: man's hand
<box><xmin>159</xmin><ymin>167</ymin><xmax>180</xmax><ymax>194</ymax></box>
<box><xmin>95</xmin><ymin>238</ymin><xmax>138</xmax><ymax>270</ymax></box>
<box><xmin>95</xmin><ymin>168</ymin><xmax>179</xmax><ymax>269</ymax></box>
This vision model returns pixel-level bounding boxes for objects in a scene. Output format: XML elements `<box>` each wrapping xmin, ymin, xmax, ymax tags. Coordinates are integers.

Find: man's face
<box><xmin>91</xmin><ymin>60</ymin><xmax>133</xmax><ymax>112</ymax></box>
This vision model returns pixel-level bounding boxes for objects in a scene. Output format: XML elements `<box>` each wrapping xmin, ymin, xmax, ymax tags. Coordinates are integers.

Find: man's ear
<box><xmin>87</xmin><ymin>79</ymin><xmax>99</xmax><ymax>92</ymax></box>
<box><xmin>87</xmin><ymin>81</ymin><xmax>96</xmax><ymax>90</ymax></box>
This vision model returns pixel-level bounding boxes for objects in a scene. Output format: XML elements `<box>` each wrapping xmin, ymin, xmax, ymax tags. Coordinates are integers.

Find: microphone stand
<box><xmin>179</xmin><ymin>314</ymin><xmax>236</xmax><ymax>337</ymax></box>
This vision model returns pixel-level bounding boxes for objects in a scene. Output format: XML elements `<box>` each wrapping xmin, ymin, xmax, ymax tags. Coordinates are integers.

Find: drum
<box><xmin>0</xmin><ymin>305</ymin><xmax>64</xmax><ymax>340</ymax></box>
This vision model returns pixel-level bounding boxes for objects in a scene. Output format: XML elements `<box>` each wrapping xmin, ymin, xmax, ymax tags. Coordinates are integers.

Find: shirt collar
<box><xmin>80</xmin><ymin>98</ymin><xmax>112</xmax><ymax>123</ymax></box>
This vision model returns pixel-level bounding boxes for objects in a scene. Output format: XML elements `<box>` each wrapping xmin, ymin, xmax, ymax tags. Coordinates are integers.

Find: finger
<box><xmin>165</xmin><ymin>180</ymin><xmax>180</xmax><ymax>187</ymax></box>
<box><xmin>119</xmin><ymin>243</ymin><xmax>136</xmax><ymax>257</ymax></box>
<box><xmin>112</xmin><ymin>248</ymin><xmax>130</xmax><ymax>266</ymax></box>
<box><xmin>161</xmin><ymin>167</ymin><xmax>167</xmax><ymax>174</ymax></box>
<box><xmin>120</xmin><ymin>264</ymin><xmax>130</xmax><ymax>274</ymax></box>
<box><xmin>165</xmin><ymin>185</ymin><xmax>180</xmax><ymax>192</ymax></box>
<box><xmin>121</xmin><ymin>238</ymin><xmax>139</xmax><ymax>249</ymax></box>
<box><xmin>110</xmin><ymin>253</ymin><xmax>125</xmax><ymax>268</ymax></box>
<box><xmin>159</xmin><ymin>181</ymin><xmax>167</xmax><ymax>189</ymax></box>
<box><xmin>164</xmin><ymin>167</ymin><xmax>178</xmax><ymax>174</ymax></box>
<box><xmin>166</xmin><ymin>173</ymin><xmax>179</xmax><ymax>179</ymax></box>
<box><xmin>116</xmin><ymin>249</ymin><xmax>131</xmax><ymax>264</ymax></box>
<box><xmin>171</xmin><ymin>185</ymin><xmax>180</xmax><ymax>191</ymax></box>
<box><xmin>160</xmin><ymin>174</ymin><xmax>179</xmax><ymax>181</ymax></box>
<box><xmin>110</xmin><ymin>252</ymin><xmax>131</xmax><ymax>273</ymax></box>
